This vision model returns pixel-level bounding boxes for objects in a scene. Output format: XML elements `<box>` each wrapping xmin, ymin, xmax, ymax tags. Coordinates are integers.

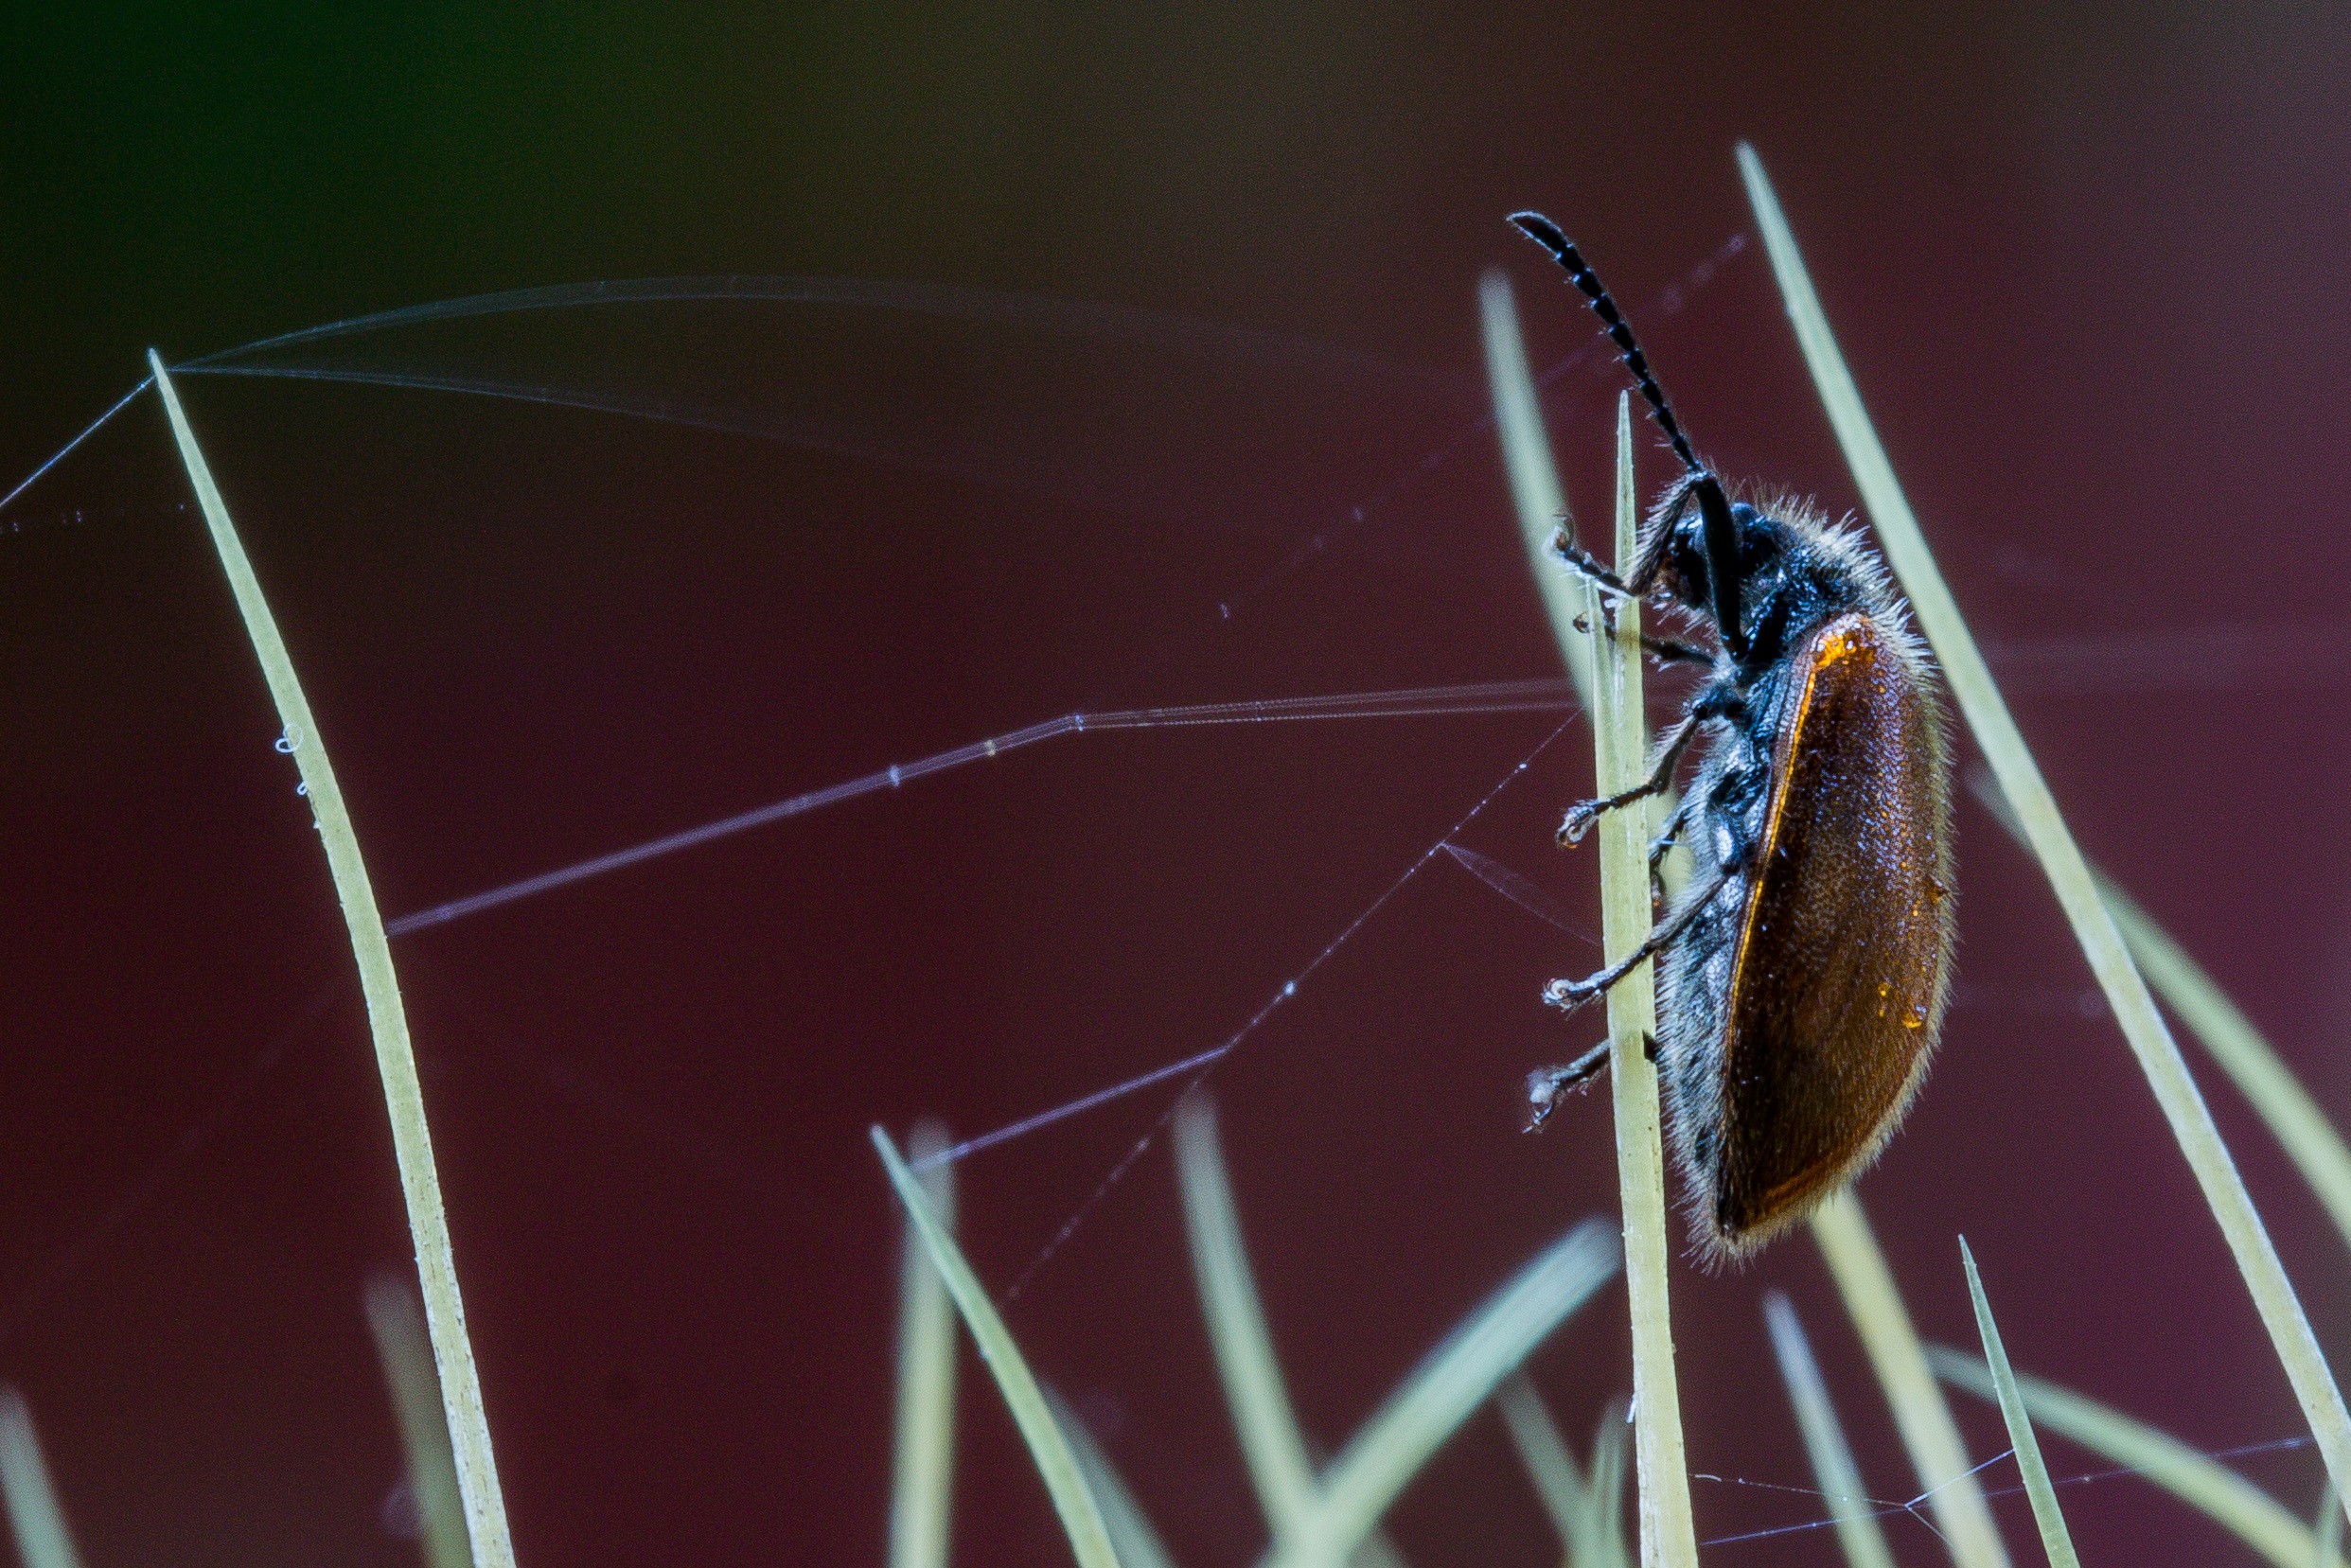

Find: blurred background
<box><xmin>4</xmin><ymin>4</ymin><xmax>2349</xmax><ymax>1564</ymax></box>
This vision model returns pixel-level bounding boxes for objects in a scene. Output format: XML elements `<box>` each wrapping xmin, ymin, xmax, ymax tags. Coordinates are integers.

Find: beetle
<box><xmin>1510</xmin><ymin>212</ymin><xmax>1954</xmax><ymax>1261</ymax></box>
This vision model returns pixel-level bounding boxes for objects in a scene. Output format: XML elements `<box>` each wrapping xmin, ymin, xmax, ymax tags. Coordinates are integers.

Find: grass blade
<box><xmin>1970</xmin><ymin>775</ymin><xmax>2351</xmax><ymax>1262</ymax></box>
<box><xmin>1583</xmin><ymin>393</ymin><xmax>1700</xmax><ymax>1568</ymax></box>
<box><xmin>2320</xmin><ymin>1482</ymin><xmax>2342</xmax><ymax>1568</ymax></box>
<box><xmin>1811</xmin><ymin>1190</ymin><xmax>2010</xmax><ymax>1566</ymax></box>
<box><xmin>1496</xmin><ymin>1375</ymin><xmax>1589</xmax><ymax>1551</ymax></box>
<box><xmin>890</xmin><ymin>1122</ymin><xmax>960</xmax><ymax>1568</ymax></box>
<box><xmin>365</xmin><ymin>1277</ymin><xmax>474</xmax><ymax>1568</ymax></box>
<box><xmin>1267</xmin><ymin>1218</ymin><xmax>1620</xmax><ymax>1568</ymax></box>
<box><xmin>1480</xmin><ymin>269</ymin><xmax>1596</xmax><ymax>708</ymax></box>
<box><xmin>870</xmin><ymin>1127</ymin><xmax>1122</xmax><ymax>1568</ymax></box>
<box><xmin>1957</xmin><ymin>1242</ymin><xmax>2078</xmax><ymax>1568</ymax></box>
<box><xmin>1736</xmin><ymin>144</ymin><xmax>2351</xmax><ymax>1517</ymax></box>
<box><xmin>0</xmin><ymin>1392</ymin><xmax>80</xmax><ymax>1568</ymax></box>
<box><xmin>1048</xmin><ymin>1389</ymin><xmax>1179</xmax><ymax>1568</ymax></box>
<box><xmin>1174</xmin><ymin>1098</ymin><xmax>1319</xmax><ymax>1540</ymax></box>
<box><xmin>1931</xmin><ymin>1346</ymin><xmax>2346</xmax><ymax>1568</ymax></box>
<box><xmin>1762</xmin><ymin>1293</ymin><xmax>1897</xmax><ymax>1568</ymax></box>
<box><xmin>149</xmin><ymin>355</ymin><xmax>516</xmax><ymax>1568</ymax></box>
<box><xmin>1498</xmin><ymin>1377</ymin><xmax>1630</xmax><ymax>1568</ymax></box>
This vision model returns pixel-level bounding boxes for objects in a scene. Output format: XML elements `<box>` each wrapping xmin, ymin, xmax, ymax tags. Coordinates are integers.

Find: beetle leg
<box><xmin>1642</xmin><ymin>633</ymin><xmax>1711</xmax><ymax>666</ymax></box>
<box><xmin>1526</xmin><ymin>1042</ymin><xmax>1610</xmax><ymax>1129</ymax></box>
<box><xmin>1647</xmin><ymin>796</ymin><xmax>1695</xmax><ymax>901</ymax></box>
<box><xmin>1551</xmin><ymin>524</ymin><xmax>1636</xmax><ymax>598</ymax></box>
<box><xmin>1543</xmin><ymin>860</ymin><xmax>1739</xmax><ymax>1010</ymax></box>
<box><xmin>1558</xmin><ymin>708</ymin><xmax>1709</xmax><ymax>845</ymax></box>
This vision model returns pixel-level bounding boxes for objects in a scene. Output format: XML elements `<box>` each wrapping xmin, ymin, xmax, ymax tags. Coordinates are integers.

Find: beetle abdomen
<box><xmin>1672</xmin><ymin>609</ymin><xmax>1953</xmax><ymax>1259</ymax></box>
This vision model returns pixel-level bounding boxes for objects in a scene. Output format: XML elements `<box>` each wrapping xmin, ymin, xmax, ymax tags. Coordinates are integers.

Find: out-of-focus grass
<box><xmin>1932</xmin><ymin>1346</ymin><xmax>2348</xmax><ymax>1568</ymax></box>
<box><xmin>1736</xmin><ymin>144</ymin><xmax>2351</xmax><ymax>1515</ymax></box>
<box><xmin>1049</xmin><ymin>1389</ymin><xmax>1180</xmax><ymax>1568</ymax></box>
<box><xmin>1812</xmin><ymin>1190</ymin><xmax>2011</xmax><ymax>1567</ymax></box>
<box><xmin>0</xmin><ymin>1391</ymin><xmax>81</xmax><ymax>1568</ymax></box>
<box><xmin>872</xmin><ymin>1125</ymin><xmax>1122</xmax><ymax>1568</ymax></box>
<box><xmin>1762</xmin><ymin>1293</ymin><xmax>1896</xmax><ymax>1568</ymax></box>
<box><xmin>365</xmin><ymin>1277</ymin><xmax>473</xmax><ymax>1568</ymax></box>
<box><xmin>1958</xmin><ymin>1242</ymin><xmax>2077</xmax><ymax>1568</ymax></box>
<box><xmin>150</xmin><ymin>355</ymin><xmax>517</xmax><ymax>1568</ymax></box>
<box><xmin>891</xmin><ymin>1122</ymin><xmax>959</xmax><ymax>1568</ymax></box>
<box><xmin>1496</xmin><ymin>1376</ymin><xmax>1629</xmax><ymax>1568</ymax></box>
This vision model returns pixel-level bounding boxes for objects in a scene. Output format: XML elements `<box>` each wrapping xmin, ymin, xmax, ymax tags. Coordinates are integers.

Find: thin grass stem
<box><xmin>1929</xmin><ymin>1347</ymin><xmax>2346</xmax><ymax>1568</ymax></box>
<box><xmin>871</xmin><ymin>1127</ymin><xmax>1122</xmax><ymax>1568</ymax></box>
<box><xmin>2323</xmin><ymin>1484</ymin><xmax>2343</xmax><ymax>1568</ymax></box>
<box><xmin>1811</xmin><ymin>1190</ymin><xmax>2011</xmax><ymax>1567</ymax></box>
<box><xmin>1957</xmin><ymin>1242</ymin><xmax>2078</xmax><ymax>1567</ymax></box>
<box><xmin>1583</xmin><ymin>394</ymin><xmax>1700</xmax><ymax>1568</ymax></box>
<box><xmin>365</xmin><ymin>1277</ymin><xmax>474</xmax><ymax>1568</ymax></box>
<box><xmin>0</xmin><ymin>1392</ymin><xmax>80</xmax><ymax>1568</ymax></box>
<box><xmin>1762</xmin><ymin>1292</ymin><xmax>1897</xmax><ymax>1568</ymax></box>
<box><xmin>149</xmin><ymin>355</ymin><xmax>516</xmax><ymax>1568</ymax></box>
<box><xmin>890</xmin><ymin>1122</ymin><xmax>959</xmax><ymax>1568</ymax></box>
<box><xmin>1736</xmin><ymin>144</ymin><xmax>2351</xmax><ymax>1519</ymax></box>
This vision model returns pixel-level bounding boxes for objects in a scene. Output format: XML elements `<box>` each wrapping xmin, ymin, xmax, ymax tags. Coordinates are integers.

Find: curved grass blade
<box><xmin>871</xmin><ymin>1127</ymin><xmax>1121</xmax><ymax>1568</ymax></box>
<box><xmin>1264</xmin><ymin>1218</ymin><xmax>1620</xmax><ymax>1568</ymax></box>
<box><xmin>365</xmin><ymin>1277</ymin><xmax>473</xmax><ymax>1568</ymax></box>
<box><xmin>1047</xmin><ymin>1388</ymin><xmax>1179</xmax><ymax>1568</ymax></box>
<box><xmin>1174</xmin><ymin>1098</ymin><xmax>1319</xmax><ymax>1539</ymax></box>
<box><xmin>1811</xmin><ymin>1191</ymin><xmax>2011</xmax><ymax>1567</ymax></box>
<box><xmin>1930</xmin><ymin>1346</ymin><xmax>2346</xmax><ymax>1568</ymax></box>
<box><xmin>1970</xmin><ymin>774</ymin><xmax>2351</xmax><ymax>1262</ymax></box>
<box><xmin>1762</xmin><ymin>1292</ymin><xmax>1897</xmax><ymax>1568</ymax></box>
<box><xmin>150</xmin><ymin>356</ymin><xmax>516</xmax><ymax>1568</ymax></box>
<box><xmin>890</xmin><ymin>1122</ymin><xmax>960</xmax><ymax>1568</ymax></box>
<box><xmin>1957</xmin><ymin>1242</ymin><xmax>2077</xmax><ymax>1568</ymax></box>
<box><xmin>1736</xmin><ymin>143</ymin><xmax>2351</xmax><ymax>1519</ymax></box>
<box><xmin>0</xmin><ymin>1392</ymin><xmax>80</xmax><ymax>1568</ymax></box>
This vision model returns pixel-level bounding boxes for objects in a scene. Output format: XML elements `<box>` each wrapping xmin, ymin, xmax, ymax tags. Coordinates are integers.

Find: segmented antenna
<box><xmin>1508</xmin><ymin>213</ymin><xmax>1704</xmax><ymax>479</ymax></box>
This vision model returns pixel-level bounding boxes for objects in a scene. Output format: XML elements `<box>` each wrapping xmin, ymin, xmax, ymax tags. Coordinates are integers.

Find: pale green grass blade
<box><xmin>1585</xmin><ymin>394</ymin><xmax>1699</xmax><ymax>1568</ymax></box>
<box><xmin>1930</xmin><ymin>1346</ymin><xmax>2346</xmax><ymax>1568</ymax></box>
<box><xmin>1480</xmin><ymin>268</ymin><xmax>1596</xmax><ymax>708</ymax></box>
<box><xmin>1736</xmin><ymin>145</ymin><xmax>2351</xmax><ymax>1514</ymax></box>
<box><xmin>891</xmin><ymin>1122</ymin><xmax>960</xmax><ymax>1568</ymax></box>
<box><xmin>365</xmin><ymin>1277</ymin><xmax>473</xmax><ymax>1568</ymax></box>
<box><xmin>0</xmin><ymin>1391</ymin><xmax>81</xmax><ymax>1568</ymax></box>
<box><xmin>1048</xmin><ymin>1389</ymin><xmax>1179</xmax><ymax>1568</ymax></box>
<box><xmin>1811</xmin><ymin>1190</ymin><xmax>2010</xmax><ymax>1567</ymax></box>
<box><xmin>1264</xmin><ymin>1218</ymin><xmax>1620</xmax><ymax>1568</ymax></box>
<box><xmin>1762</xmin><ymin>1292</ymin><xmax>1897</xmax><ymax>1568</ymax></box>
<box><xmin>1173</xmin><ymin>1097</ymin><xmax>1318</xmax><ymax>1538</ymax></box>
<box><xmin>1585</xmin><ymin>1400</ymin><xmax>1631</xmax><ymax>1568</ymax></box>
<box><xmin>871</xmin><ymin>1127</ymin><xmax>1121</xmax><ymax>1568</ymax></box>
<box><xmin>1971</xmin><ymin>774</ymin><xmax>2351</xmax><ymax>1262</ymax></box>
<box><xmin>1497</xmin><ymin>1377</ymin><xmax>1630</xmax><ymax>1568</ymax></box>
<box><xmin>149</xmin><ymin>355</ymin><xmax>516</xmax><ymax>1568</ymax></box>
<box><xmin>1496</xmin><ymin>1375</ymin><xmax>1589</xmax><ymax>1548</ymax></box>
<box><xmin>1957</xmin><ymin>1242</ymin><xmax>2078</xmax><ymax>1568</ymax></box>
<box><xmin>2320</xmin><ymin>1482</ymin><xmax>2342</xmax><ymax>1568</ymax></box>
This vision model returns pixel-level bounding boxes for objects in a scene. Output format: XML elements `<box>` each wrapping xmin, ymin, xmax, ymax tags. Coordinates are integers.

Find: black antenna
<box><xmin>1508</xmin><ymin>213</ymin><xmax>1749</xmax><ymax>661</ymax></box>
<box><xmin>1508</xmin><ymin>213</ymin><xmax>1704</xmax><ymax>480</ymax></box>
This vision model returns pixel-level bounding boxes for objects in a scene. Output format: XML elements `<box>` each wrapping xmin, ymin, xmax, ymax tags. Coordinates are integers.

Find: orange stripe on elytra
<box><xmin>1719</xmin><ymin>617</ymin><xmax>1871</xmax><ymax>1080</ymax></box>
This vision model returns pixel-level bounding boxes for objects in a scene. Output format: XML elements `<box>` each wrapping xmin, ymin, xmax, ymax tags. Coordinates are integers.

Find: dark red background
<box><xmin>5</xmin><ymin>5</ymin><xmax>2350</xmax><ymax>1565</ymax></box>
